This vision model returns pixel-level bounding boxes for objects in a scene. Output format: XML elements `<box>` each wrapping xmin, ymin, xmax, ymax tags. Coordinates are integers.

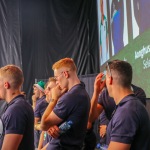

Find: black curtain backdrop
<box><xmin>0</xmin><ymin>0</ymin><xmax>22</xmax><ymax>67</ymax></box>
<box><xmin>0</xmin><ymin>0</ymin><xmax>99</xmax><ymax>100</ymax></box>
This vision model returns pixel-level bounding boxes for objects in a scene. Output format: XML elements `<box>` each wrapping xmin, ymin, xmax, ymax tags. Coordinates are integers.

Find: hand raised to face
<box><xmin>94</xmin><ymin>73</ymin><xmax>106</xmax><ymax>94</ymax></box>
<box><xmin>51</xmin><ymin>85</ymin><xmax>67</xmax><ymax>101</ymax></box>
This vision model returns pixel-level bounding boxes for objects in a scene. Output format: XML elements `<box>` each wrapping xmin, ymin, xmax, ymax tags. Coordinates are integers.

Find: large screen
<box><xmin>97</xmin><ymin>0</ymin><xmax>150</xmax><ymax>97</ymax></box>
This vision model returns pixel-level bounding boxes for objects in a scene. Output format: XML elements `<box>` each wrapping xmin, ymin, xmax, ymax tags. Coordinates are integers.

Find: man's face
<box><xmin>46</xmin><ymin>81</ymin><xmax>56</xmax><ymax>100</ymax></box>
<box><xmin>44</xmin><ymin>86</ymin><xmax>49</xmax><ymax>96</ymax></box>
<box><xmin>106</xmin><ymin>72</ymin><xmax>110</xmax><ymax>93</ymax></box>
<box><xmin>54</xmin><ymin>68</ymin><xmax>68</xmax><ymax>90</ymax></box>
<box><xmin>33</xmin><ymin>86</ymin><xmax>40</xmax><ymax>99</ymax></box>
<box><xmin>106</xmin><ymin>70</ymin><xmax>113</xmax><ymax>97</ymax></box>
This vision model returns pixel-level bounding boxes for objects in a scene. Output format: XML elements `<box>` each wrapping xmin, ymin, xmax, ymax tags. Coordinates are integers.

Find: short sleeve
<box><xmin>53</xmin><ymin>96</ymin><xmax>69</xmax><ymax>120</ymax></box>
<box><xmin>109</xmin><ymin>108</ymin><xmax>139</xmax><ymax>144</ymax></box>
<box><xmin>99</xmin><ymin>110</ymin><xmax>109</xmax><ymax>125</ymax></box>
<box><xmin>3</xmin><ymin>107</ymin><xmax>27</xmax><ymax>135</ymax></box>
<box><xmin>98</xmin><ymin>89</ymin><xmax>106</xmax><ymax>107</ymax></box>
<box><xmin>34</xmin><ymin>103</ymin><xmax>41</xmax><ymax>118</ymax></box>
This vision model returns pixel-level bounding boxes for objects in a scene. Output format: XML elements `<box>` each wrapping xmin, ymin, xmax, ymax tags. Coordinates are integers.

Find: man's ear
<box><xmin>4</xmin><ymin>82</ymin><xmax>10</xmax><ymax>89</ymax></box>
<box><xmin>64</xmin><ymin>71</ymin><xmax>69</xmax><ymax>78</ymax></box>
<box><xmin>109</xmin><ymin>76</ymin><xmax>113</xmax><ymax>85</ymax></box>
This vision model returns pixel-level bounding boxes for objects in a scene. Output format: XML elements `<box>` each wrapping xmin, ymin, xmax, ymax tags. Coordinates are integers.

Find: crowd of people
<box><xmin>0</xmin><ymin>58</ymin><xmax>150</xmax><ymax>150</ymax></box>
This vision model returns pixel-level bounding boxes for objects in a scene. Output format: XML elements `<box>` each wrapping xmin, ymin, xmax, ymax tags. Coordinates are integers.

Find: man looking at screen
<box><xmin>89</xmin><ymin>60</ymin><xmax>150</xmax><ymax>149</ymax></box>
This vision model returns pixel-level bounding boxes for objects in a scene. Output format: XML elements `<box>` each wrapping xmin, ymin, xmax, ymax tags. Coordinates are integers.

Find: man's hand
<box><xmin>47</xmin><ymin>125</ymin><xmax>60</xmax><ymax>139</ymax></box>
<box><xmin>94</xmin><ymin>73</ymin><xmax>106</xmax><ymax>94</ymax></box>
<box><xmin>32</xmin><ymin>94</ymin><xmax>37</xmax><ymax>102</ymax></box>
<box><xmin>32</xmin><ymin>94</ymin><xmax>38</xmax><ymax>110</ymax></box>
<box><xmin>51</xmin><ymin>85</ymin><xmax>67</xmax><ymax>101</ymax></box>
<box><xmin>99</xmin><ymin>125</ymin><xmax>107</xmax><ymax>138</ymax></box>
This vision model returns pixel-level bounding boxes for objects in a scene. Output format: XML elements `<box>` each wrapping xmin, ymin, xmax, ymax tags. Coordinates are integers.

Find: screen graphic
<box><xmin>97</xmin><ymin>0</ymin><xmax>150</xmax><ymax>97</ymax></box>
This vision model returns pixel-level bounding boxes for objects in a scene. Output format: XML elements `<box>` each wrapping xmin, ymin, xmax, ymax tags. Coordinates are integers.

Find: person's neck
<box><xmin>68</xmin><ymin>77</ymin><xmax>81</xmax><ymax>91</ymax></box>
<box><xmin>39</xmin><ymin>92</ymin><xmax>45</xmax><ymax>98</ymax></box>
<box><xmin>113</xmin><ymin>87</ymin><xmax>133</xmax><ymax>105</ymax></box>
<box><xmin>45</xmin><ymin>97</ymin><xmax>50</xmax><ymax>103</ymax></box>
<box><xmin>6</xmin><ymin>90</ymin><xmax>21</xmax><ymax>103</ymax></box>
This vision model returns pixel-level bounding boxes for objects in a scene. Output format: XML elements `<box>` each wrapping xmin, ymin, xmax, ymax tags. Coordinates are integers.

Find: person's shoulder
<box><xmin>10</xmin><ymin>101</ymin><xmax>32</xmax><ymax>113</ymax></box>
<box><xmin>9</xmin><ymin>96</ymin><xmax>33</xmax><ymax>113</ymax></box>
<box><xmin>36</xmin><ymin>96</ymin><xmax>46</xmax><ymax>106</ymax></box>
<box><xmin>131</xmin><ymin>84</ymin><xmax>146</xmax><ymax>104</ymax></box>
<box><xmin>132</xmin><ymin>84</ymin><xmax>145</xmax><ymax>94</ymax></box>
<box><xmin>39</xmin><ymin>95</ymin><xmax>46</xmax><ymax>101</ymax></box>
<box><xmin>120</xmin><ymin>95</ymin><xmax>146</xmax><ymax>112</ymax></box>
<box><xmin>38</xmin><ymin>98</ymin><xmax>46</xmax><ymax>104</ymax></box>
<box><xmin>124</xmin><ymin>96</ymin><xmax>149</xmax><ymax>120</ymax></box>
<box><xmin>67</xmin><ymin>83</ymin><xmax>86</xmax><ymax>95</ymax></box>
<box><xmin>59</xmin><ymin>90</ymin><xmax>76</xmax><ymax>103</ymax></box>
<box><xmin>38</xmin><ymin>99</ymin><xmax>48</xmax><ymax>109</ymax></box>
<box><xmin>59</xmin><ymin>85</ymin><xmax>89</xmax><ymax>103</ymax></box>
<box><xmin>99</xmin><ymin>88</ymin><xmax>109</xmax><ymax>97</ymax></box>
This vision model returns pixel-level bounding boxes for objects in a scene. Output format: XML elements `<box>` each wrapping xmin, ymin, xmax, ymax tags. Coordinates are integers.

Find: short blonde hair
<box><xmin>48</xmin><ymin>77</ymin><xmax>56</xmax><ymax>83</ymax></box>
<box><xmin>52</xmin><ymin>58</ymin><xmax>77</xmax><ymax>71</ymax></box>
<box><xmin>0</xmin><ymin>64</ymin><xmax>24</xmax><ymax>89</ymax></box>
<box><xmin>45</xmin><ymin>77</ymin><xmax>56</xmax><ymax>88</ymax></box>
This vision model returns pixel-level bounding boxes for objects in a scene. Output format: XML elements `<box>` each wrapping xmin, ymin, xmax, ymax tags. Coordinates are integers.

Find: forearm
<box><xmin>41</xmin><ymin>143</ymin><xmax>49</xmax><ymax>150</ymax></box>
<box><xmin>41</xmin><ymin>99</ymin><xmax>57</xmax><ymax>130</ymax></box>
<box><xmin>32</xmin><ymin>101</ymin><xmax>36</xmax><ymax>110</ymax></box>
<box><xmin>2</xmin><ymin>134</ymin><xmax>23</xmax><ymax>150</ymax></box>
<box><xmin>38</xmin><ymin>131</ymin><xmax>44</xmax><ymax>150</ymax></box>
<box><xmin>88</xmin><ymin>91</ymin><xmax>102</xmax><ymax>123</ymax></box>
<box><xmin>108</xmin><ymin>141</ymin><xmax>130</xmax><ymax>150</ymax></box>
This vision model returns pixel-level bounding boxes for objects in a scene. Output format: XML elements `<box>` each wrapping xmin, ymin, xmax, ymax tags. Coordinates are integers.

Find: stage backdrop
<box><xmin>0</xmin><ymin>0</ymin><xmax>99</xmax><ymax>100</ymax></box>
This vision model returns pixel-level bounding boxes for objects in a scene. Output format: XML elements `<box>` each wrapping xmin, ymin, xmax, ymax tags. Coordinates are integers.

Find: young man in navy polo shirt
<box><xmin>97</xmin><ymin>83</ymin><xmax>146</xmax><ymax>144</ymax></box>
<box><xmin>41</xmin><ymin>58</ymin><xmax>90</xmax><ymax>150</ymax></box>
<box><xmin>33</xmin><ymin>80</ymin><xmax>46</xmax><ymax>149</ymax></box>
<box><xmin>94</xmin><ymin>60</ymin><xmax>150</xmax><ymax>149</ymax></box>
<box><xmin>0</xmin><ymin>65</ymin><xmax>34</xmax><ymax>150</ymax></box>
<box><xmin>37</xmin><ymin>77</ymin><xmax>57</xmax><ymax>149</ymax></box>
<box><xmin>32</xmin><ymin>80</ymin><xmax>46</xmax><ymax>110</ymax></box>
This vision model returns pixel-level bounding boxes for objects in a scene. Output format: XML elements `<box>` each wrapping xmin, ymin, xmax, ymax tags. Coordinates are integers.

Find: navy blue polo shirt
<box><xmin>34</xmin><ymin>95</ymin><xmax>47</xmax><ymax>148</ymax></box>
<box><xmin>131</xmin><ymin>84</ymin><xmax>146</xmax><ymax>106</ymax></box>
<box><xmin>0</xmin><ymin>100</ymin><xmax>7</xmax><ymax>117</ymax></box>
<box><xmin>98</xmin><ymin>88</ymin><xmax>115</xmax><ymax>120</ymax></box>
<box><xmin>47</xmin><ymin>83</ymin><xmax>90</xmax><ymax>150</ymax></box>
<box><xmin>34</xmin><ymin>97</ymin><xmax>48</xmax><ymax>118</ymax></box>
<box><xmin>35</xmin><ymin>95</ymin><xmax>46</xmax><ymax>107</ymax></box>
<box><xmin>106</xmin><ymin>94</ymin><xmax>150</xmax><ymax>149</ymax></box>
<box><xmin>98</xmin><ymin>84</ymin><xmax>146</xmax><ymax>123</ymax></box>
<box><xmin>0</xmin><ymin>95</ymin><xmax>34</xmax><ymax>150</ymax></box>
